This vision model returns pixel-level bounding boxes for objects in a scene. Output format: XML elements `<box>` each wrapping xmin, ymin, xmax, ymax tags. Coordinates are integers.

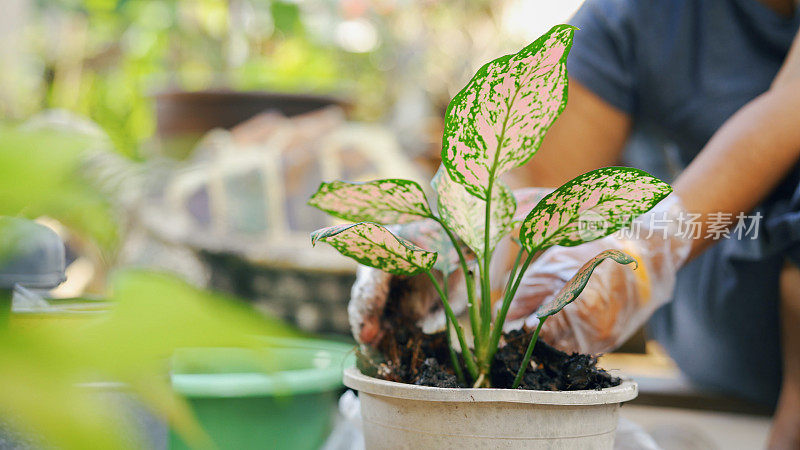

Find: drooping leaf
<box><xmin>441</xmin><ymin>24</ymin><xmax>576</xmax><ymax>199</ymax></box>
<box><xmin>308</xmin><ymin>179</ymin><xmax>433</xmax><ymax>224</ymax></box>
<box><xmin>432</xmin><ymin>167</ymin><xmax>516</xmax><ymax>258</ymax></box>
<box><xmin>311</xmin><ymin>222</ymin><xmax>437</xmax><ymax>276</ymax></box>
<box><xmin>536</xmin><ymin>249</ymin><xmax>637</xmax><ymax>319</ymax></box>
<box><xmin>520</xmin><ymin>167</ymin><xmax>672</xmax><ymax>252</ymax></box>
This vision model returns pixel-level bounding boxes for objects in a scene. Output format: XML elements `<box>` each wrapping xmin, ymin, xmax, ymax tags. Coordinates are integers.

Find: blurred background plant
<box><xmin>0</xmin><ymin>122</ymin><xmax>317</xmax><ymax>448</ymax></box>
<box><xmin>0</xmin><ymin>0</ymin><xmax>584</xmax><ymax>159</ymax></box>
<box><xmin>0</xmin><ymin>124</ymin><xmax>117</xmax><ymax>254</ymax></box>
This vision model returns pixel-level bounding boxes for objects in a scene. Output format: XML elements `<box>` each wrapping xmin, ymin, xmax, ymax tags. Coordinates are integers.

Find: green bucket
<box><xmin>169</xmin><ymin>337</ymin><xmax>355</xmax><ymax>450</ymax></box>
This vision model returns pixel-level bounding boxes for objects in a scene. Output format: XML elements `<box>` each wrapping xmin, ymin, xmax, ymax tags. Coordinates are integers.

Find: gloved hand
<box><xmin>349</xmin><ymin>219</ymin><xmax>471</xmax><ymax>346</ymax></box>
<box><xmin>349</xmin><ymin>188</ymin><xmax>550</xmax><ymax>347</ymax></box>
<box><xmin>503</xmin><ymin>194</ymin><xmax>692</xmax><ymax>354</ymax></box>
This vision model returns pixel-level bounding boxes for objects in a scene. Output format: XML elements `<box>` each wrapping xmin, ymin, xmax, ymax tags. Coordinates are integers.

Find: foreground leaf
<box><xmin>3</xmin><ymin>269</ymin><xmax>299</xmax><ymax>449</ymax></box>
<box><xmin>520</xmin><ymin>167</ymin><xmax>672</xmax><ymax>252</ymax></box>
<box><xmin>0</xmin><ymin>126</ymin><xmax>119</xmax><ymax>254</ymax></box>
<box><xmin>442</xmin><ymin>24</ymin><xmax>575</xmax><ymax>199</ymax></box>
<box><xmin>432</xmin><ymin>167</ymin><xmax>516</xmax><ymax>258</ymax></box>
<box><xmin>536</xmin><ymin>250</ymin><xmax>637</xmax><ymax>319</ymax></box>
<box><xmin>311</xmin><ymin>222</ymin><xmax>437</xmax><ymax>276</ymax></box>
<box><xmin>308</xmin><ymin>179</ymin><xmax>433</xmax><ymax>224</ymax></box>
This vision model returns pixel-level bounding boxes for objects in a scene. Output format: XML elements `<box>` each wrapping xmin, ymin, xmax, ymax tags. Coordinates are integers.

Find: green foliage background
<box><xmin>21</xmin><ymin>0</ymin><xmax>380</xmax><ymax>158</ymax></box>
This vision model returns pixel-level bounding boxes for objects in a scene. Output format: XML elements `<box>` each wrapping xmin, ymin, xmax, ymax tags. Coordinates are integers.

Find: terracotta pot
<box><xmin>343</xmin><ymin>366</ymin><xmax>637</xmax><ymax>449</ymax></box>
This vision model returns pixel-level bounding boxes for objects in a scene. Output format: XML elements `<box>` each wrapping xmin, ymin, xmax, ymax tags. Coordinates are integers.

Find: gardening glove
<box><xmin>349</xmin><ymin>188</ymin><xmax>551</xmax><ymax>347</ymax></box>
<box><xmin>503</xmin><ymin>194</ymin><xmax>692</xmax><ymax>354</ymax></box>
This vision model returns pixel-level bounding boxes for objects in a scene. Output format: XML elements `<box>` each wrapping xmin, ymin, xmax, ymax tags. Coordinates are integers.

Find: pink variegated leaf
<box><xmin>536</xmin><ymin>250</ymin><xmax>637</xmax><ymax>319</ymax></box>
<box><xmin>519</xmin><ymin>167</ymin><xmax>672</xmax><ymax>252</ymax></box>
<box><xmin>308</xmin><ymin>179</ymin><xmax>433</xmax><ymax>224</ymax></box>
<box><xmin>395</xmin><ymin>219</ymin><xmax>466</xmax><ymax>275</ymax></box>
<box><xmin>432</xmin><ymin>166</ymin><xmax>516</xmax><ymax>258</ymax></box>
<box><xmin>442</xmin><ymin>24</ymin><xmax>576</xmax><ymax>199</ymax></box>
<box><xmin>311</xmin><ymin>222</ymin><xmax>437</xmax><ymax>276</ymax></box>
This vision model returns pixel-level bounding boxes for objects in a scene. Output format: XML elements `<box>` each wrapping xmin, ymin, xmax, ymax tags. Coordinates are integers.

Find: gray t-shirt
<box><xmin>569</xmin><ymin>0</ymin><xmax>799</xmax><ymax>180</ymax></box>
<box><xmin>567</xmin><ymin>0</ymin><xmax>800</xmax><ymax>406</ymax></box>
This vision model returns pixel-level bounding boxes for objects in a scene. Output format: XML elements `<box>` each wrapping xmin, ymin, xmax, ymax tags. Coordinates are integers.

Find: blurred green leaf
<box><xmin>0</xmin><ymin>125</ymin><xmax>119</xmax><ymax>253</ymax></box>
<box><xmin>271</xmin><ymin>1</ymin><xmax>302</xmax><ymax>35</ymax></box>
<box><xmin>3</xmin><ymin>269</ymin><xmax>300</xmax><ymax>448</ymax></box>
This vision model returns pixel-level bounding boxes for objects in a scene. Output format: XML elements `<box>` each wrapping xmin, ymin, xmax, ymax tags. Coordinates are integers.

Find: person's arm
<box><xmin>676</xmin><ymin>42</ymin><xmax>800</xmax><ymax>258</ymax></box>
<box><xmin>772</xmin><ymin>19</ymin><xmax>800</xmax><ymax>88</ymax></box>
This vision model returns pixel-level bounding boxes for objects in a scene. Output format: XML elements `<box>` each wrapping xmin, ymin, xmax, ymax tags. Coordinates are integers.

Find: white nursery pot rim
<box><xmin>346</xmin><ymin>367</ymin><xmax>638</xmax><ymax>448</ymax></box>
<box><xmin>343</xmin><ymin>366</ymin><xmax>637</xmax><ymax>405</ymax></box>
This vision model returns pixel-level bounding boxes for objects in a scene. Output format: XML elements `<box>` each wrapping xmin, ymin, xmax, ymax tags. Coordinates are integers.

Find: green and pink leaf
<box><xmin>308</xmin><ymin>179</ymin><xmax>432</xmax><ymax>224</ymax></box>
<box><xmin>520</xmin><ymin>167</ymin><xmax>672</xmax><ymax>252</ymax></box>
<box><xmin>441</xmin><ymin>24</ymin><xmax>576</xmax><ymax>199</ymax></box>
<box><xmin>432</xmin><ymin>167</ymin><xmax>516</xmax><ymax>258</ymax></box>
<box><xmin>395</xmin><ymin>219</ymin><xmax>466</xmax><ymax>275</ymax></box>
<box><xmin>311</xmin><ymin>222</ymin><xmax>437</xmax><ymax>276</ymax></box>
<box><xmin>536</xmin><ymin>249</ymin><xmax>637</xmax><ymax>319</ymax></box>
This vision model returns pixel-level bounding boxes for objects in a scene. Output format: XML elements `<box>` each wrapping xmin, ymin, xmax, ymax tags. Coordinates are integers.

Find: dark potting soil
<box><xmin>492</xmin><ymin>329</ymin><xmax>620</xmax><ymax>391</ymax></box>
<box><xmin>356</xmin><ymin>277</ymin><xmax>620</xmax><ymax>390</ymax></box>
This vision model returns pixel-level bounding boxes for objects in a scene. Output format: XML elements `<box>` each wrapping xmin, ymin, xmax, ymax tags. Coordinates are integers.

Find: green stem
<box><xmin>426</xmin><ymin>271</ymin><xmax>479</xmax><ymax>380</ymax></box>
<box><xmin>512</xmin><ymin>317</ymin><xmax>546</xmax><ymax>389</ymax></box>
<box><xmin>488</xmin><ymin>250</ymin><xmax>536</xmax><ymax>361</ymax></box>
<box><xmin>480</xmin><ymin>182</ymin><xmax>493</xmax><ymax>342</ymax></box>
<box><xmin>434</xmin><ymin>217</ymin><xmax>481</xmax><ymax>350</ymax></box>
<box><xmin>445</xmin><ymin>317</ymin><xmax>466</xmax><ymax>385</ymax></box>
<box><xmin>442</xmin><ymin>276</ymin><xmax>465</xmax><ymax>385</ymax></box>
<box><xmin>502</xmin><ymin>244</ymin><xmax>526</xmax><ymax>301</ymax></box>
<box><xmin>477</xmin><ymin>92</ymin><xmax>515</xmax><ymax>367</ymax></box>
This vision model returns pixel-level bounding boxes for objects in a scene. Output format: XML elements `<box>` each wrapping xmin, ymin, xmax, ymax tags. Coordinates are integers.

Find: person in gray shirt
<box><xmin>512</xmin><ymin>0</ymin><xmax>800</xmax><ymax>447</ymax></box>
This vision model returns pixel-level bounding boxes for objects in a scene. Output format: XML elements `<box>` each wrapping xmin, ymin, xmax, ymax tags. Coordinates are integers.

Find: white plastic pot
<box><xmin>343</xmin><ymin>367</ymin><xmax>637</xmax><ymax>449</ymax></box>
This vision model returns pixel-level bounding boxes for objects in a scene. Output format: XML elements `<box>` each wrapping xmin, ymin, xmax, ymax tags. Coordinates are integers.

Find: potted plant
<box><xmin>308</xmin><ymin>25</ymin><xmax>671</xmax><ymax>448</ymax></box>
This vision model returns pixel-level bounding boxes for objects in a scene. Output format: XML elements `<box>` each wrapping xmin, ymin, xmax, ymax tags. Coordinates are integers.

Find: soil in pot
<box><xmin>357</xmin><ymin>278</ymin><xmax>620</xmax><ymax>391</ymax></box>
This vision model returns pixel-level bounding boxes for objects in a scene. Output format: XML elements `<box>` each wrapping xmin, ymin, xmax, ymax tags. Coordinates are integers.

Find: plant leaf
<box><xmin>432</xmin><ymin>167</ymin><xmax>516</xmax><ymax>258</ymax></box>
<box><xmin>396</xmin><ymin>219</ymin><xmax>464</xmax><ymax>275</ymax></box>
<box><xmin>536</xmin><ymin>249</ymin><xmax>637</xmax><ymax>319</ymax></box>
<box><xmin>441</xmin><ymin>24</ymin><xmax>575</xmax><ymax>199</ymax></box>
<box><xmin>520</xmin><ymin>167</ymin><xmax>672</xmax><ymax>252</ymax></box>
<box><xmin>311</xmin><ymin>222</ymin><xmax>437</xmax><ymax>276</ymax></box>
<box><xmin>308</xmin><ymin>179</ymin><xmax>433</xmax><ymax>224</ymax></box>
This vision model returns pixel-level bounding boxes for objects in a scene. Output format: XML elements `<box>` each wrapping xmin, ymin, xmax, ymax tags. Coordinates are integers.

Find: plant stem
<box><xmin>480</xmin><ymin>180</ymin><xmax>493</xmax><ymax>342</ymax></box>
<box><xmin>488</xmin><ymin>251</ymin><xmax>536</xmax><ymax>357</ymax></box>
<box><xmin>446</xmin><ymin>318</ymin><xmax>466</xmax><ymax>385</ymax></box>
<box><xmin>434</xmin><ymin>217</ymin><xmax>481</xmax><ymax>350</ymax></box>
<box><xmin>426</xmin><ymin>271</ymin><xmax>479</xmax><ymax>380</ymax></box>
<box><xmin>502</xmin><ymin>244</ymin><xmax>526</xmax><ymax>302</ymax></box>
<box><xmin>442</xmin><ymin>276</ymin><xmax>466</xmax><ymax>385</ymax></box>
<box><xmin>477</xmin><ymin>92</ymin><xmax>515</xmax><ymax>372</ymax></box>
<box><xmin>472</xmin><ymin>373</ymin><xmax>485</xmax><ymax>389</ymax></box>
<box><xmin>511</xmin><ymin>317</ymin><xmax>546</xmax><ymax>389</ymax></box>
